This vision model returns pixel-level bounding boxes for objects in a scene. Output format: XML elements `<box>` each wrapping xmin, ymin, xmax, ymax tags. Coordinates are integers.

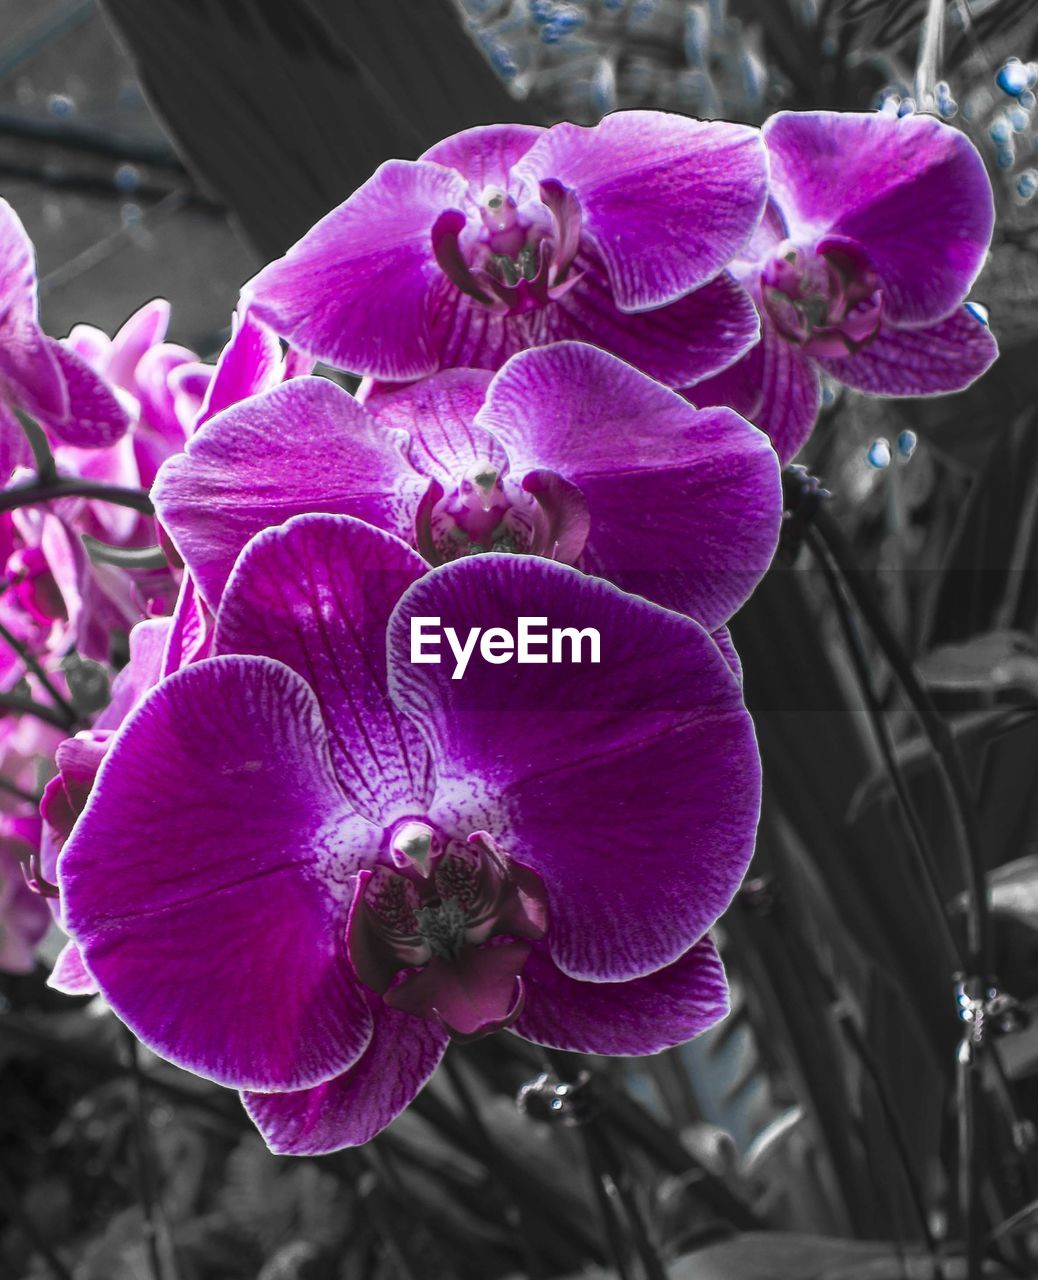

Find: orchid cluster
<box><xmin>0</xmin><ymin>107</ymin><xmax>995</xmax><ymax>1154</ymax></box>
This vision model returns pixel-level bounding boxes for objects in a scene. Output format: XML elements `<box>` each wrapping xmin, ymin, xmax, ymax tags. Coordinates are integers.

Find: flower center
<box><xmin>431</xmin><ymin>178</ymin><xmax>583</xmax><ymax>318</ymax></box>
<box><xmin>415</xmin><ymin>461</ymin><xmax>591</xmax><ymax>568</ymax></box>
<box><xmin>760</xmin><ymin>238</ymin><xmax>883</xmax><ymax>358</ymax></box>
<box><xmin>424</xmin><ymin>461</ymin><xmax>540</xmax><ymax>562</ymax></box>
<box><xmin>347</xmin><ymin>830</ymin><xmax>548</xmax><ymax>1041</ymax></box>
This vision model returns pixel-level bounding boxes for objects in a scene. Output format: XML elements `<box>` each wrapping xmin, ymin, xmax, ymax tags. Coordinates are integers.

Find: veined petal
<box><xmin>764</xmin><ymin>111</ymin><xmax>994</xmax><ymax>326</ymax></box>
<box><xmin>514</xmin><ymin>934</ymin><xmax>729</xmax><ymax>1054</ymax></box>
<box><xmin>549</xmin><ymin>261</ymin><xmax>760</xmax><ymax>388</ymax></box>
<box><xmin>691</xmin><ymin>318</ymin><xmax>822</xmax><ymax>466</ymax></box>
<box><xmin>153</xmin><ymin>377</ymin><xmax>424</xmax><ymax>611</ymax></box>
<box><xmin>59</xmin><ymin>655</ymin><xmax>378</xmax><ymax>1091</ymax></box>
<box><xmin>45</xmin><ymin>341</ymin><xmax>130</xmax><ymax>449</ymax></box>
<box><xmin>389</xmin><ymin>557</ymin><xmax>761</xmax><ymax>983</ymax></box>
<box><xmin>243</xmin><ymin>999</ymin><xmax>447</xmax><ymax>1154</ymax></box>
<box><xmin>816</xmin><ymin>306</ymin><xmax>998</xmax><ymax>396</ymax></box>
<box><xmin>364</xmin><ymin>368</ymin><xmax>499</xmax><ymax>486</ymax></box>
<box><xmin>477</xmin><ymin>342</ymin><xmax>781</xmax><ymax>628</ymax></box>
<box><xmin>197</xmin><ymin>308</ymin><xmax>284</xmax><ymax>430</ymax></box>
<box><xmin>245</xmin><ymin>160</ymin><xmax>469</xmax><ymax>379</ymax></box>
<box><xmin>421</xmin><ymin>123</ymin><xmax>544</xmax><ymax>188</ymax></box>
<box><xmin>516</xmin><ymin>111</ymin><xmax>767</xmax><ymax>312</ymax></box>
<box><xmin>215</xmin><ymin>516</ymin><xmax>434</xmax><ymax>827</ymax></box>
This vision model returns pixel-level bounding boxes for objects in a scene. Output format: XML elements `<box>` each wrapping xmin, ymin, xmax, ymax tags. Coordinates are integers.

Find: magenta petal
<box><xmin>59</xmin><ymin>656</ymin><xmax>378</xmax><ymax>1090</ymax></box>
<box><xmin>364</xmin><ymin>368</ymin><xmax>499</xmax><ymax>486</ymax></box>
<box><xmin>0</xmin><ymin>400</ymin><xmax>32</xmax><ymax>481</ymax></box>
<box><xmin>96</xmin><ymin>617</ymin><xmax>171</xmax><ymax>730</ymax></box>
<box><xmin>514</xmin><ymin>935</ymin><xmax>728</xmax><ymax>1054</ymax></box>
<box><xmin>547</xmin><ymin>261</ymin><xmax>761</xmax><ymax>388</ymax></box>
<box><xmin>691</xmin><ymin>319</ymin><xmax>822</xmax><ymax>466</ymax></box>
<box><xmin>424</xmin><ymin>260</ymin><xmax>761</xmax><ymax>387</ymax></box>
<box><xmin>764</xmin><ymin>111</ymin><xmax>993</xmax><ymax>326</ymax></box>
<box><xmin>197</xmin><ymin>308</ymin><xmax>284</xmax><ymax>430</ymax></box>
<box><xmin>48</xmin><ymin>939</ymin><xmax>98</xmax><ymax>995</ymax></box>
<box><xmin>390</xmin><ymin>557</ymin><xmax>761</xmax><ymax>982</ymax></box>
<box><xmin>245</xmin><ymin>160</ymin><xmax>469</xmax><ymax>378</ymax></box>
<box><xmin>215</xmin><ymin>515</ymin><xmax>434</xmax><ymax>826</ymax></box>
<box><xmin>517</xmin><ymin>112</ymin><xmax>767</xmax><ymax>311</ymax></box>
<box><xmin>45</xmin><ymin>341</ymin><xmax>130</xmax><ymax>448</ymax></box>
<box><xmin>385</xmin><ymin>941</ymin><xmax>530</xmax><ymax>1040</ymax></box>
<box><xmin>107</xmin><ymin>299</ymin><xmax>170</xmax><ymax>390</ymax></box>
<box><xmin>0</xmin><ymin>199</ymin><xmax>66</xmax><ymax>421</ymax></box>
<box><xmin>243</xmin><ymin>1000</ymin><xmax>448</xmax><ymax>1154</ymax></box>
<box><xmin>153</xmin><ymin>377</ymin><xmax>423</xmax><ymax>611</ymax></box>
<box><xmin>160</xmin><ymin>574</ymin><xmax>212</xmax><ymax>678</ymax></box>
<box><xmin>478</xmin><ymin>343</ymin><xmax>781</xmax><ymax>628</ymax></box>
<box><xmin>816</xmin><ymin>307</ymin><xmax>999</xmax><ymax>397</ymax></box>
<box><xmin>420</xmin><ymin>123</ymin><xmax>544</xmax><ymax>187</ymax></box>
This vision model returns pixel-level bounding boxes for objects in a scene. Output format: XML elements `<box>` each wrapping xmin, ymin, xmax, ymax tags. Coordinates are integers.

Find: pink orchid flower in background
<box><xmin>0</xmin><ymin>713</ymin><xmax>62</xmax><ymax>975</ymax></box>
<box><xmin>691</xmin><ymin>110</ymin><xmax>999</xmax><ymax>463</ymax></box>
<box><xmin>245</xmin><ymin>112</ymin><xmax>767</xmax><ymax>389</ymax></box>
<box><xmin>0</xmin><ymin>199</ymin><xmax>129</xmax><ymax>481</ymax></box>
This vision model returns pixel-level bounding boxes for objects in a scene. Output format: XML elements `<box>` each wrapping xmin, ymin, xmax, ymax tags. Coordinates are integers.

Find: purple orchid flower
<box><xmin>58</xmin><ymin>514</ymin><xmax>759</xmax><ymax>1152</ymax></box>
<box><xmin>154</xmin><ymin>341</ymin><xmax>781</xmax><ymax>636</ymax></box>
<box><xmin>0</xmin><ymin>199</ymin><xmax>129</xmax><ymax>479</ymax></box>
<box><xmin>690</xmin><ymin>111</ymin><xmax>998</xmax><ymax>464</ymax></box>
<box><xmin>244</xmin><ymin>113</ymin><xmax>767</xmax><ymax>389</ymax></box>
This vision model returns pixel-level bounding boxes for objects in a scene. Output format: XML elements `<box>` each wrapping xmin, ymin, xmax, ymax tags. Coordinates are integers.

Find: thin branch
<box><xmin>0</xmin><ymin>477</ymin><xmax>153</xmax><ymax>518</ymax></box>
<box><xmin>0</xmin><ymin>618</ymin><xmax>79</xmax><ymax>727</ymax></box>
<box><xmin>0</xmin><ymin>689</ymin><xmax>77</xmax><ymax>730</ymax></box>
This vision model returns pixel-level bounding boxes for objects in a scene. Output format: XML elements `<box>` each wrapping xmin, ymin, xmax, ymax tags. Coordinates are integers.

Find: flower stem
<box><xmin>0</xmin><ymin>617</ymin><xmax>80</xmax><ymax>728</ymax></box>
<box><xmin>0</xmin><ymin>477</ymin><xmax>154</xmax><ymax>517</ymax></box>
<box><xmin>812</xmin><ymin>506</ymin><xmax>991</xmax><ymax>980</ymax></box>
<box><xmin>806</xmin><ymin>524</ymin><xmax>963</xmax><ymax>972</ymax></box>
<box><xmin>0</xmin><ymin>689</ymin><xmax>77</xmax><ymax>730</ymax></box>
<box><xmin>544</xmin><ymin>1048</ymin><xmax>666</xmax><ymax>1280</ymax></box>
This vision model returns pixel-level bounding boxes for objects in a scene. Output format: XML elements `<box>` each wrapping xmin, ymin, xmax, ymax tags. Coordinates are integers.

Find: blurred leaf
<box><xmin>918</xmin><ymin>630</ymin><xmax>1038</xmax><ymax>694</ymax></box>
<box><xmin>952</xmin><ymin>855</ymin><xmax>1038</xmax><ymax>932</ymax></box>
<box><xmin>561</xmin><ymin>1231</ymin><xmax>1016</xmax><ymax>1277</ymax></box>
<box><xmin>98</xmin><ymin>0</ymin><xmax>530</xmax><ymax>258</ymax></box>
<box><xmin>920</xmin><ymin>407</ymin><xmax>1038</xmax><ymax>649</ymax></box>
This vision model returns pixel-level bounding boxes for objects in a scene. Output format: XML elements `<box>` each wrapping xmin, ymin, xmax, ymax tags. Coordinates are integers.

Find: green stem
<box><xmin>13</xmin><ymin>408</ymin><xmax>58</xmax><ymax>485</ymax></box>
<box><xmin>0</xmin><ymin>689</ymin><xmax>76</xmax><ymax>730</ymax></box>
<box><xmin>0</xmin><ymin>477</ymin><xmax>153</xmax><ymax>517</ymax></box>
<box><xmin>0</xmin><ymin>617</ymin><xmax>79</xmax><ymax>727</ymax></box>
<box><xmin>806</xmin><ymin>525</ymin><xmax>963</xmax><ymax>973</ymax></box>
<box><xmin>813</xmin><ymin>507</ymin><xmax>991</xmax><ymax>981</ymax></box>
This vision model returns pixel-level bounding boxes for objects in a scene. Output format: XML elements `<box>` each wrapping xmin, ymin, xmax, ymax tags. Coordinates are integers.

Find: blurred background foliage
<box><xmin>4</xmin><ymin>1</ymin><xmax>1038</xmax><ymax>1277</ymax></box>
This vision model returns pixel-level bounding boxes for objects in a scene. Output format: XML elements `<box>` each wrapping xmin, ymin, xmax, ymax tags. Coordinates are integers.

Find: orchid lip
<box><xmin>760</xmin><ymin>237</ymin><xmax>883</xmax><ymax>357</ymax></box>
<box><xmin>430</xmin><ymin>177</ymin><xmax>583</xmax><ymax>318</ymax></box>
<box><xmin>346</xmin><ymin>832</ymin><xmax>549</xmax><ymax>1042</ymax></box>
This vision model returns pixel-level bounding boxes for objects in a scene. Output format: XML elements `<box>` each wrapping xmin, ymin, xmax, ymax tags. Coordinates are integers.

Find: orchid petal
<box><xmin>517</xmin><ymin>111</ymin><xmax>767</xmax><ymax>311</ymax></box>
<box><xmin>59</xmin><ymin>655</ymin><xmax>378</xmax><ymax>1090</ymax></box>
<box><xmin>389</xmin><ymin>556</ymin><xmax>761</xmax><ymax>982</ymax></box>
<box><xmin>245</xmin><ymin>160</ymin><xmax>469</xmax><ymax>379</ymax></box>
